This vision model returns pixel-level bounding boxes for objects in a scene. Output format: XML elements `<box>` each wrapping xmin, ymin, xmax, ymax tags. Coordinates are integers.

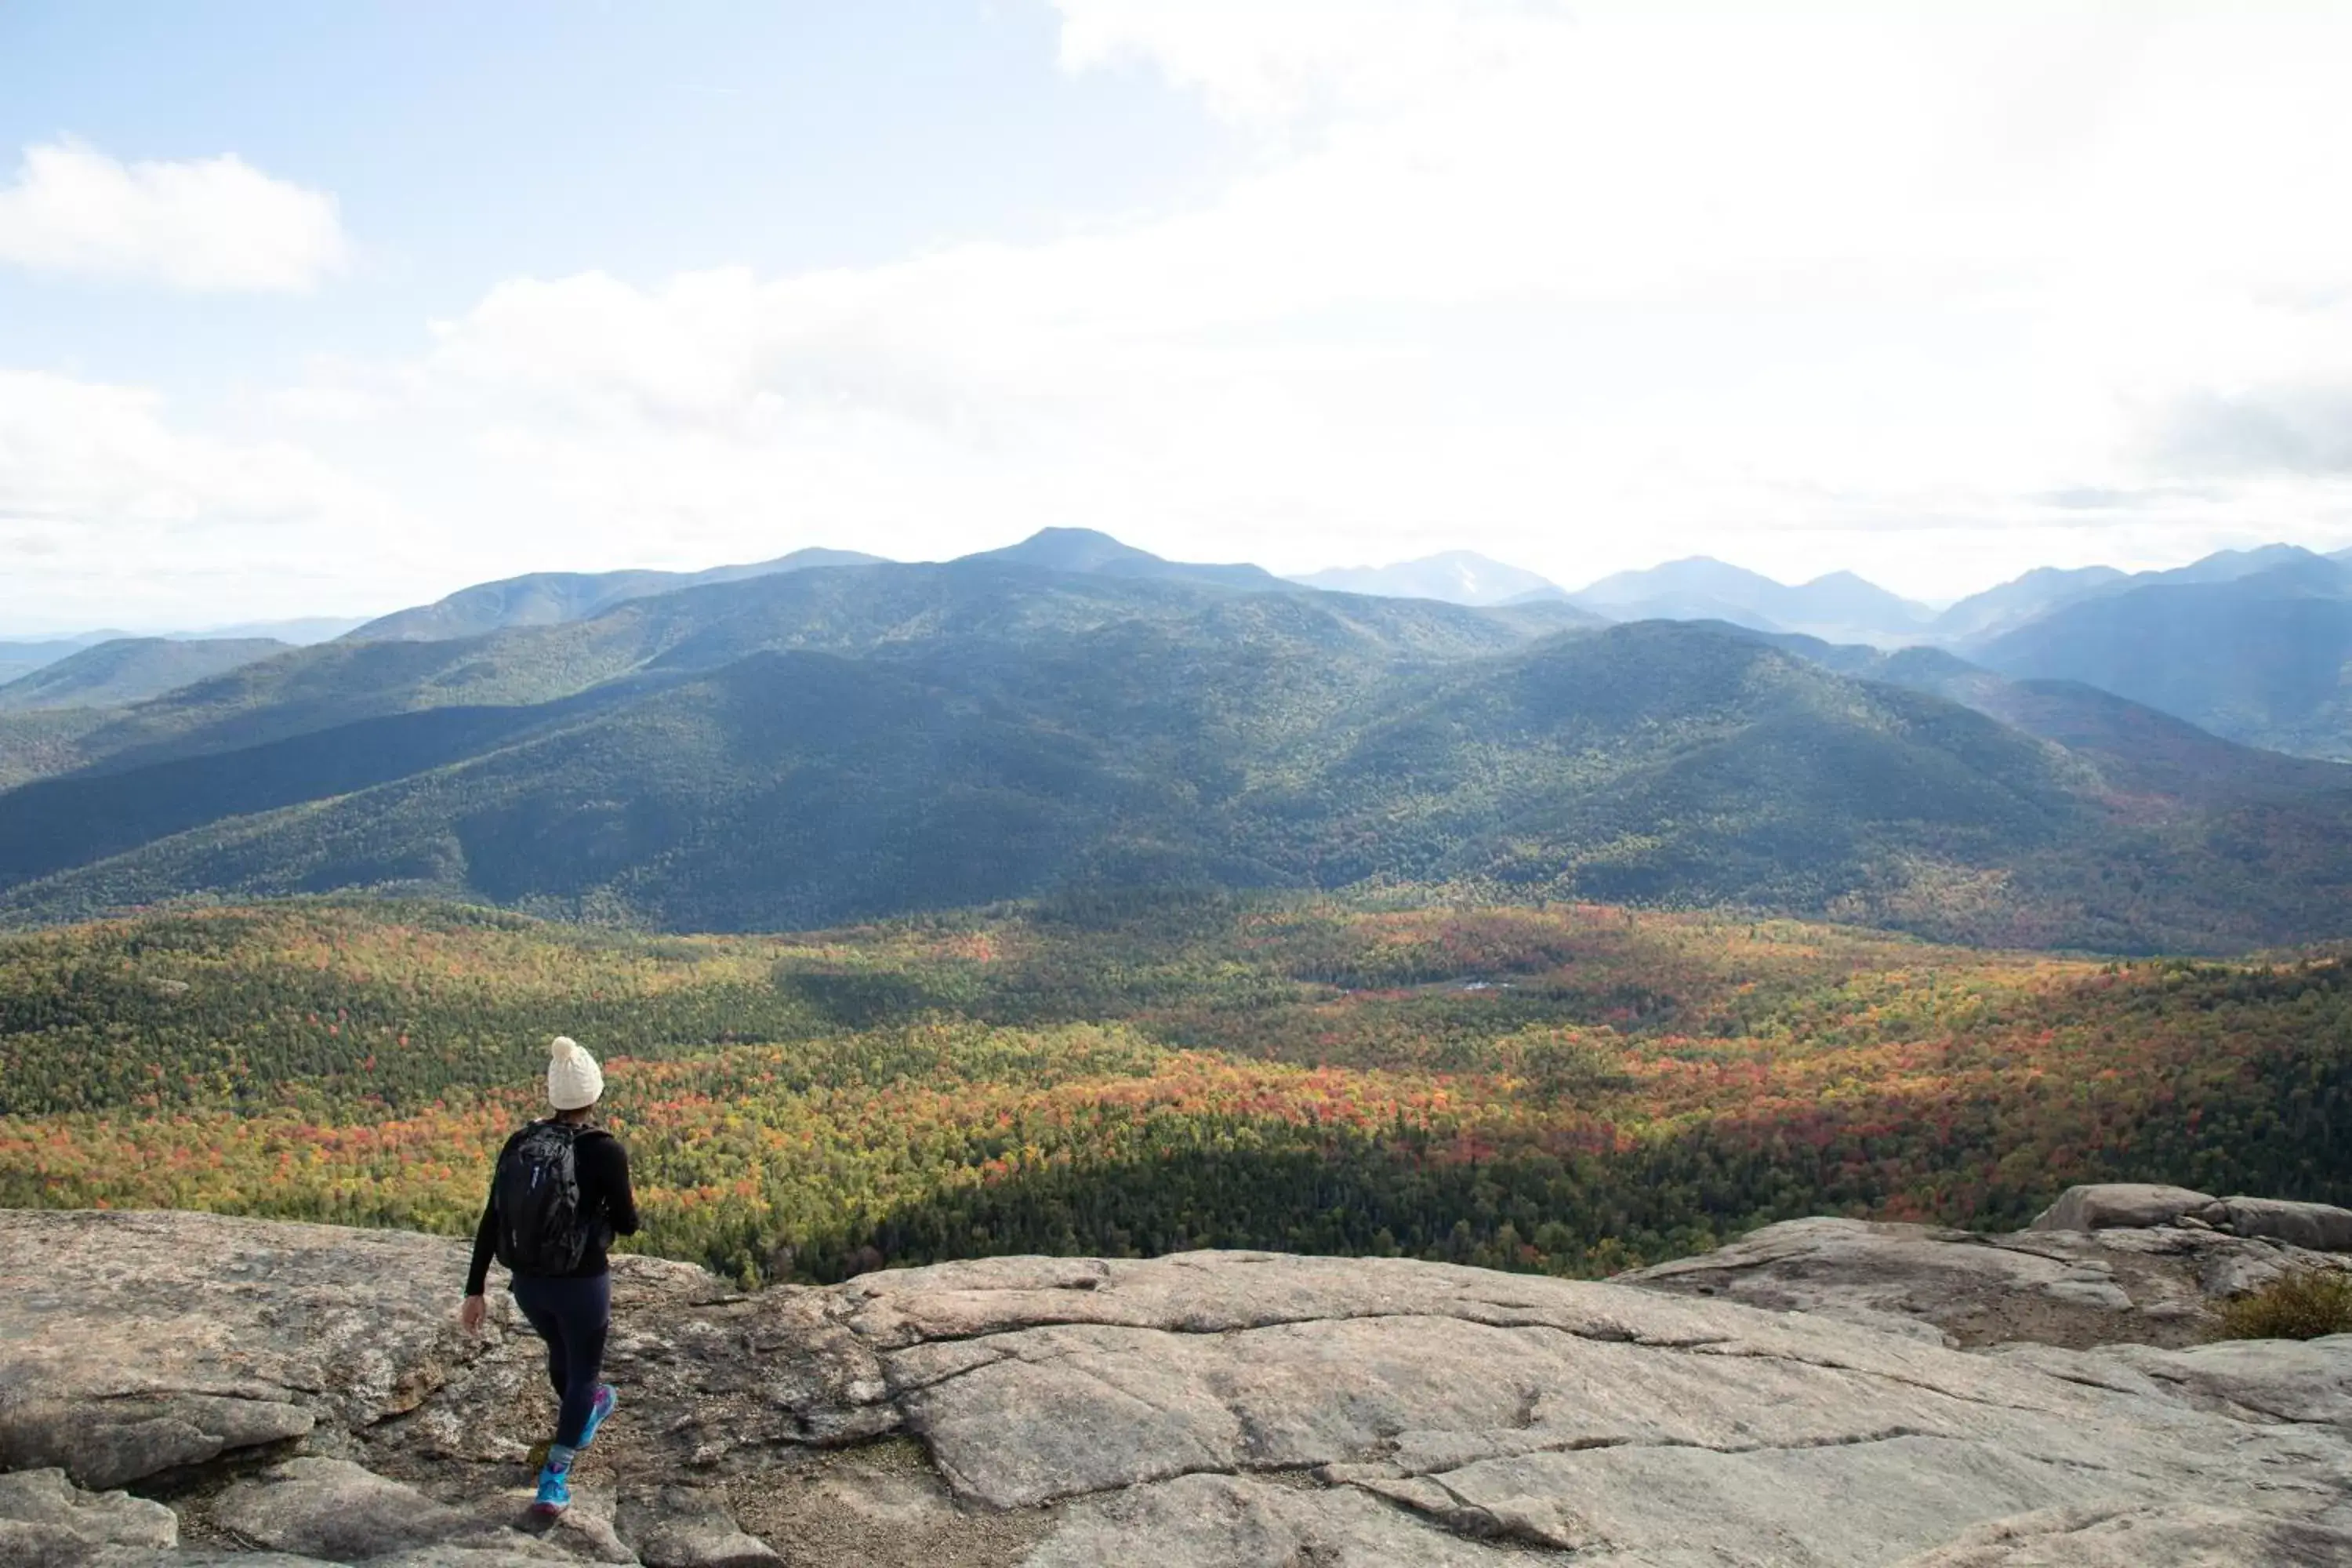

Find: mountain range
<box><xmin>1566</xmin><ymin>557</ymin><xmax>1934</xmax><ymax>642</ymax></box>
<box><xmin>1926</xmin><ymin>566</ymin><xmax>2125</xmax><ymax>641</ymax></box>
<box><xmin>5</xmin><ymin>528</ymin><xmax>2352</xmax><ymax>953</ymax></box>
<box><xmin>18</xmin><ymin>537</ymin><xmax>2350</xmax><ymax>763</ymax></box>
<box><xmin>1968</xmin><ymin>550</ymin><xmax>2352</xmax><ymax>758</ymax></box>
<box><xmin>1288</xmin><ymin>543</ymin><xmax>2352</xmax><ymax>761</ymax></box>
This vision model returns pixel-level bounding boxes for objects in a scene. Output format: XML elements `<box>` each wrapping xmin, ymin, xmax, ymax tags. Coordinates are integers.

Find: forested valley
<box><xmin>5</xmin><ymin>895</ymin><xmax>2344</xmax><ymax>1285</ymax></box>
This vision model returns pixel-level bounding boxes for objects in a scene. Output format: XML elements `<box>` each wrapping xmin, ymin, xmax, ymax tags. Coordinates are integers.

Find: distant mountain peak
<box><xmin>1573</xmin><ymin>557</ymin><xmax>1786</xmax><ymax>602</ymax></box>
<box><xmin>1569</xmin><ymin>557</ymin><xmax>1926</xmax><ymax>641</ymax></box>
<box><xmin>1934</xmin><ymin>564</ymin><xmax>2125</xmax><ymax>641</ymax></box>
<box><xmin>1290</xmin><ymin>550</ymin><xmax>1561</xmax><ymax>607</ymax></box>
<box><xmin>957</xmin><ymin>529</ymin><xmax>1283</xmax><ymax>591</ymax></box>
<box><xmin>968</xmin><ymin>528</ymin><xmax>1160</xmax><ymax>571</ymax></box>
<box><xmin>2186</xmin><ymin>543</ymin><xmax>2325</xmax><ymax>572</ymax></box>
<box><xmin>2071</xmin><ymin>543</ymin><xmax>2352</xmax><ymax>598</ymax></box>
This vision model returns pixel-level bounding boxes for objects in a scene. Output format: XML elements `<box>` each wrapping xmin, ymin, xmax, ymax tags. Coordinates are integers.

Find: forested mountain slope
<box><xmin>0</xmin><ymin>554</ymin><xmax>1582</xmax><ymax>788</ymax></box>
<box><xmin>0</xmin><ymin>635</ymin><xmax>114</xmax><ymax>687</ymax></box>
<box><xmin>1929</xmin><ymin>545</ymin><xmax>2332</xmax><ymax>649</ymax></box>
<box><xmin>6</xmin><ymin>595</ymin><xmax>2352</xmax><ymax>948</ymax></box>
<box><xmin>1973</xmin><ymin>561</ymin><xmax>2352</xmax><ymax>760</ymax></box>
<box><xmin>345</xmin><ymin>546</ymin><xmax>885</xmax><ymax>642</ymax></box>
<box><xmin>955</xmin><ymin>526</ymin><xmax>1286</xmax><ymax>590</ymax></box>
<box><xmin>1723</xmin><ymin>626</ymin><xmax>2352</xmax><ymax>808</ymax></box>
<box><xmin>0</xmin><ymin>637</ymin><xmax>289</xmax><ymax>713</ymax></box>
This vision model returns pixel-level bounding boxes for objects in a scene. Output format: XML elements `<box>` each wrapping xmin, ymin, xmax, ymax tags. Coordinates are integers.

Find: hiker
<box><xmin>458</xmin><ymin>1036</ymin><xmax>640</xmax><ymax>1517</ymax></box>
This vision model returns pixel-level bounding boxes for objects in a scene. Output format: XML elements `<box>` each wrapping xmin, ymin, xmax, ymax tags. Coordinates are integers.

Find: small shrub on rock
<box><xmin>2214</xmin><ymin>1269</ymin><xmax>2352</xmax><ymax>1341</ymax></box>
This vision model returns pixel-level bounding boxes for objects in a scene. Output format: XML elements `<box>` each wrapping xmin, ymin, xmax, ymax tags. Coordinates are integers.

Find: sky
<box><xmin>4</xmin><ymin>1</ymin><xmax>2352</xmax><ymax>633</ymax></box>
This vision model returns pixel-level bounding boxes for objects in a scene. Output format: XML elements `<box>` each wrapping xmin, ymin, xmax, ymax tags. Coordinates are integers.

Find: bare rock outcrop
<box><xmin>2209</xmin><ymin>1195</ymin><xmax>2352</xmax><ymax>1253</ymax></box>
<box><xmin>0</xmin><ymin>1209</ymin><xmax>717</xmax><ymax>1494</ymax></box>
<box><xmin>2031</xmin><ymin>1181</ymin><xmax>2352</xmax><ymax>1254</ymax></box>
<box><xmin>1627</xmin><ymin>1196</ymin><xmax>2352</xmax><ymax>1350</ymax></box>
<box><xmin>614</xmin><ymin>1488</ymin><xmax>778</xmax><ymax>1568</ymax></box>
<box><xmin>210</xmin><ymin>1460</ymin><xmax>558</xmax><ymax>1564</ymax></box>
<box><xmin>2027</xmin><ymin>1183</ymin><xmax>2218</xmax><ymax>1234</ymax></box>
<box><xmin>0</xmin><ymin>1467</ymin><xmax>178</xmax><ymax>1565</ymax></box>
<box><xmin>3</xmin><ymin>1206</ymin><xmax>2350</xmax><ymax>1566</ymax></box>
<box><xmin>1895</xmin><ymin>1504</ymin><xmax>2352</xmax><ymax>1566</ymax></box>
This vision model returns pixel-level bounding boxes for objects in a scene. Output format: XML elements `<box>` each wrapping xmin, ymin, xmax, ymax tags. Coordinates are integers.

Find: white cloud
<box><xmin>0</xmin><ymin>370</ymin><xmax>414</xmax><ymax>631</ymax></box>
<box><xmin>24</xmin><ymin>3</ymin><xmax>2352</xmax><ymax>626</ymax></box>
<box><xmin>0</xmin><ymin>140</ymin><xmax>348</xmax><ymax>292</ymax></box>
<box><xmin>349</xmin><ymin>2</ymin><xmax>2352</xmax><ymax>599</ymax></box>
<box><xmin>2156</xmin><ymin>383</ymin><xmax>2352</xmax><ymax>480</ymax></box>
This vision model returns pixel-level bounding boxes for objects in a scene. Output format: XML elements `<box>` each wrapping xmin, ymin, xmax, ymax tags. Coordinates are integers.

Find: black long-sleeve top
<box><xmin>465</xmin><ymin>1121</ymin><xmax>641</xmax><ymax>1295</ymax></box>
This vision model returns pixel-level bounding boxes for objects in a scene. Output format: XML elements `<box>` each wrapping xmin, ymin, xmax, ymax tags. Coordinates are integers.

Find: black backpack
<box><xmin>492</xmin><ymin>1121</ymin><xmax>603</xmax><ymax>1276</ymax></box>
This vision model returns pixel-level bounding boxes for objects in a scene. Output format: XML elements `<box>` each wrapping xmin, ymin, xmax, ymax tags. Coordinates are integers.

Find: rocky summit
<box><xmin>2</xmin><ymin>1190</ymin><xmax>2350</xmax><ymax>1566</ymax></box>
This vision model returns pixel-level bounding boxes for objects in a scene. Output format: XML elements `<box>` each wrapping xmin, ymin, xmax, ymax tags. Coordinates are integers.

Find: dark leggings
<box><xmin>509</xmin><ymin>1272</ymin><xmax>611</xmax><ymax>1448</ymax></box>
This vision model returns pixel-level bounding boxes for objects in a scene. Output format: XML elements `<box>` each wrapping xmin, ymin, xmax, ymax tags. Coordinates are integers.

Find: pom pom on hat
<box><xmin>547</xmin><ymin>1036</ymin><xmax>604</xmax><ymax>1111</ymax></box>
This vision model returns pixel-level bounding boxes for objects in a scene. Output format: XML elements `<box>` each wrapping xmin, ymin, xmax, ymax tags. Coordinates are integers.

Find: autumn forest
<box><xmin>4</xmin><ymin>893</ymin><xmax>2345</xmax><ymax>1286</ymax></box>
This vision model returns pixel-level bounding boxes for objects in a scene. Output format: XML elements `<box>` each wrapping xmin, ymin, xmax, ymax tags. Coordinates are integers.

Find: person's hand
<box><xmin>459</xmin><ymin>1294</ymin><xmax>488</xmax><ymax>1333</ymax></box>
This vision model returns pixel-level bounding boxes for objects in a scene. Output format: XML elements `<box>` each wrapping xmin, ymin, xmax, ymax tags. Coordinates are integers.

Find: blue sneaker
<box><xmin>579</xmin><ymin>1384</ymin><xmax>618</xmax><ymax>1450</ymax></box>
<box><xmin>530</xmin><ymin>1458</ymin><xmax>572</xmax><ymax>1516</ymax></box>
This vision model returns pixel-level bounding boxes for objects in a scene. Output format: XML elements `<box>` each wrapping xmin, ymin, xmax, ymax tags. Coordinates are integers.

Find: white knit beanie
<box><xmin>546</xmin><ymin>1036</ymin><xmax>604</xmax><ymax>1111</ymax></box>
